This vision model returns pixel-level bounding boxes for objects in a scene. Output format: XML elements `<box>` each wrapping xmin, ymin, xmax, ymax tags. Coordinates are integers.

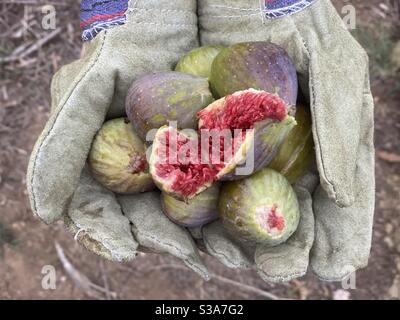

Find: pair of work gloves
<box><xmin>27</xmin><ymin>0</ymin><xmax>375</xmax><ymax>282</ymax></box>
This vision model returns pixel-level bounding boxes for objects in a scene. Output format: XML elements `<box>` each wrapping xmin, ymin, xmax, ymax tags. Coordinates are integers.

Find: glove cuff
<box><xmin>263</xmin><ymin>0</ymin><xmax>317</xmax><ymax>19</ymax></box>
<box><xmin>81</xmin><ymin>0</ymin><xmax>129</xmax><ymax>41</ymax></box>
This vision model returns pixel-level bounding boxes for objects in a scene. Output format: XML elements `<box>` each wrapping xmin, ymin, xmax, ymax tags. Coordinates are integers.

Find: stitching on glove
<box><xmin>132</xmin><ymin>228</ymin><xmax>207</xmax><ymax>277</ymax></box>
<box><xmin>208</xmin><ymin>4</ymin><xmax>259</xmax><ymax>12</ymax></box>
<box><xmin>257</xmin><ymin>268</ymin><xmax>307</xmax><ymax>283</ymax></box>
<box><xmin>128</xmin><ymin>7</ymin><xmax>195</xmax><ymax>14</ymax></box>
<box><xmin>289</xmin><ymin>17</ymin><xmax>340</xmax><ymax>204</ymax></box>
<box><xmin>263</xmin><ymin>0</ymin><xmax>316</xmax><ymax>19</ymax></box>
<box><xmin>29</xmin><ymin>32</ymin><xmax>108</xmax><ymax>220</ymax></box>
<box><xmin>202</xmin><ymin>13</ymin><xmax>261</xmax><ymax>19</ymax></box>
<box><xmin>129</xmin><ymin>21</ymin><xmax>197</xmax><ymax>28</ymax></box>
<box><xmin>81</xmin><ymin>0</ymin><xmax>129</xmax><ymax>41</ymax></box>
<box><xmin>203</xmin><ymin>235</ymin><xmax>252</xmax><ymax>269</ymax></box>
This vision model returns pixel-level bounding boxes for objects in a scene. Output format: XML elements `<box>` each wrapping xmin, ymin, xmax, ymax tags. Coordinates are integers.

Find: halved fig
<box><xmin>219</xmin><ymin>168</ymin><xmax>300</xmax><ymax>246</ymax></box>
<box><xmin>161</xmin><ymin>184</ymin><xmax>220</xmax><ymax>228</ymax></box>
<box><xmin>149</xmin><ymin>89</ymin><xmax>296</xmax><ymax>200</ymax></box>
<box><xmin>149</xmin><ymin>126</ymin><xmax>221</xmax><ymax>200</ymax></box>
<box><xmin>198</xmin><ymin>89</ymin><xmax>297</xmax><ymax>180</ymax></box>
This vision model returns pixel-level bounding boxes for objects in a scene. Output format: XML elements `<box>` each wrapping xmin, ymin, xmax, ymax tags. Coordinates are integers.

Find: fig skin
<box><xmin>210</xmin><ymin>42</ymin><xmax>298</xmax><ymax>106</ymax></box>
<box><xmin>161</xmin><ymin>184</ymin><xmax>220</xmax><ymax>228</ymax></box>
<box><xmin>89</xmin><ymin>118</ymin><xmax>155</xmax><ymax>194</ymax></box>
<box><xmin>126</xmin><ymin>72</ymin><xmax>214</xmax><ymax>140</ymax></box>
<box><xmin>219</xmin><ymin>168</ymin><xmax>300</xmax><ymax>246</ymax></box>
<box><xmin>269</xmin><ymin>104</ymin><xmax>315</xmax><ymax>183</ymax></box>
<box><xmin>198</xmin><ymin>89</ymin><xmax>297</xmax><ymax>180</ymax></box>
<box><xmin>175</xmin><ymin>45</ymin><xmax>225</xmax><ymax>79</ymax></box>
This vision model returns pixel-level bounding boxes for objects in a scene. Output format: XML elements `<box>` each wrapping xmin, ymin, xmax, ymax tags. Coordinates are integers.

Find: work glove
<box><xmin>197</xmin><ymin>0</ymin><xmax>375</xmax><ymax>282</ymax></box>
<box><xmin>27</xmin><ymin>0</ymin><xmax>210</xmax><ymax>279</ymax></box>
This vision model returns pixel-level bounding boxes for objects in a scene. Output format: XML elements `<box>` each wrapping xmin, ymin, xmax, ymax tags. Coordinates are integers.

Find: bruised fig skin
<box><xmin>126</xmin><ymin>72</ymin><xmax>214</xmax><ymax>140</ymax></box>
<box><xmin>219</xmin><ymin>168</ymin><xmax>300</xmax><ymax>246</ymax></box>
<box><xmin>210</xmin><ymin>42</ymin><xmax>298</xmax><ymax>106</ymax></box>
<box><xmin>269</xmin><ymin>104</ymin><xmax>315</xmax><ymax>183</ymax></box>
<box><xmin>161</xmin><ymin>184</ymin><xmax>220</xmax><ymax>228</ymax></box>
<box><xmin>89</xmin><ymin>118</ymin><xmax>155</xmax><ymax>194</ymax></box>
<box><xmin>198</xmin><ymin>89</ymin><xmax>297</xmax><ymax>180</ymax></box>
<box><xmin>175</xmin><ymin>46</ymin><xmax>225</xmax><ymax>79</ymax></box>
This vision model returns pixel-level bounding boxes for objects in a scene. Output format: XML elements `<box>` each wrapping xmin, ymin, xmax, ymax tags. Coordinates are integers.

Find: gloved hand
<box><xmin>27</xmin><ymin>0</ymin><xmax>210</xmax><ymax>279</ymax></box>
<box><xmin>197</xmin><ymin>0</ymin><xmax>375</xmax><ymax>282</ymax></box>
<box><xmin>27</xmin><ymin>0</ymin><xmax>375</xmax><ymax>284</ymax></box>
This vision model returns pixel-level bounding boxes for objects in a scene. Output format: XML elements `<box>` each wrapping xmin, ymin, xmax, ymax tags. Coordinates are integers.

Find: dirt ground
<box><xmin>0</xmin><ymin>0</ymin><xmax>399</xmax><ymax>300</ymax></box>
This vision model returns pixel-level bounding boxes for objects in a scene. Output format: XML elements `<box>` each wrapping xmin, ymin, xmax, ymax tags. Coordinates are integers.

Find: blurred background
<box><xmin>0</xmin><ymin>0</ymin><xmax>399</xmax><ymax>300</ymax></box>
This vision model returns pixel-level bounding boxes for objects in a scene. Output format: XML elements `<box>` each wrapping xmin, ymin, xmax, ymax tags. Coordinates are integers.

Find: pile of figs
<box><xmin>89</xmin><ymin>42</ymin><xmax>315</xmax><ymax>246</ymax></box>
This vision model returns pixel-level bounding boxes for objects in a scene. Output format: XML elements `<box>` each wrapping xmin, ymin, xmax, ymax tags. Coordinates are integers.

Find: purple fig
<box><xmin>126</xmin><ymin>72</ymin><xmax>214</xmax><ymax>140</ymax></box>
<box><xmin>210</xmin><ymin>42</ymin><xmax>298</xmax><ymax>106</ymax></box>
<box><xmin>161</xmin><ymin>184</ymin><xmax>220</xmax><ymax>228</ymax></box>
<box><xmin>198</xmin><ymin>89</ymin><xmax>296</xmax><ymax>180</ymax></box>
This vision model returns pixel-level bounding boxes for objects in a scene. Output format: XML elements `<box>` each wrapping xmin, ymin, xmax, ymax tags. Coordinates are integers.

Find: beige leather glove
<box><xmin>198</xmin><ymin>0</ymin><xmax>375</xmax><ymax>282</ymax></box>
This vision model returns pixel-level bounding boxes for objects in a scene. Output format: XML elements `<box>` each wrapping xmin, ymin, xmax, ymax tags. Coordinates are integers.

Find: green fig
<box><xmin>161</xmin><ymin>184</ymin><xmax>220</xmax><ymax>227</ymax></box>
<box><xmin>269</xmin><ymin>104</ymin><xmax>314</xmax><ymax>183</ymax></box>
<box><xmin>175</xmin><ymin>45</ymin><xmax>225</xmax><ymax>79</ymax></box>
<box><xmin>89</xmin><ymin>118</ymin><xmax>155</xmax><ymax>194</ymax></box>
<box><xmin>219</xmin><ymin>168</ymin><xmax>300</xmax><ymax>246</ymax></box>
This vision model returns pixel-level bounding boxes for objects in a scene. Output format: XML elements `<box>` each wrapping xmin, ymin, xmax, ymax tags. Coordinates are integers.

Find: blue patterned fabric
<box><xmin>81</xmin><ymin>0</ymin><xmax>129</xmax><ymax>41</ymax></box>
<box><xmin>263</xmin><ymin>0</ymin><xmax>317</xmax><ymax>19</ymax></box>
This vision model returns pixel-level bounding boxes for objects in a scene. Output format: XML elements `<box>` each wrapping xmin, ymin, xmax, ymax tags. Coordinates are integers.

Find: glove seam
<box><xmin>289</xmin><ymin>17</ymin><xmax>341</xmax><ymax>205</ymax></box>
<box><xmin>257</xmin><ymin>268</ymin><xmax>307</xmax><ymax>283</ymax></box>
<box><xmin>132</xmin><ymin>227</ymin><xmax>209</xmax><ymax>278</ymax></box>
<box><xmin>28</xmin><ymin>32</ymin><xmax>108</xmax><ymax>221</ymax></box>
<box><xmin>203</xmin><ymin>234</ymin><xmax>252</xmax><ymax>269</ymax></box>
<box><xmin>129</xmin><ymin>7</ymin><xmax>196</xmax><ymax>15</ymax></box>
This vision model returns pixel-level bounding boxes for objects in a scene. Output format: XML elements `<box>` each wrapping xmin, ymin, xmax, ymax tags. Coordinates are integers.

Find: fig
<box><xmin>149</xmin><ymin>125</ymin><xmax>220</xmax><ymax>200</ymax></box>
<box><xmin>175</xmin><ymin>45</ymin><xmax>225</xmax><ymax>79</ymax></box>
<box><xmin>149</xmin><ymin>90</ymin><xmax>296</xmax><ymax>200</ymax></box>
<box><xmin>161</xmin><ymin>184</ymin><xmax>220</xmax><ymax>227</ymax></box>
<box><xmin>89</xmin><ymin>118</ymin><xmax>155</xmax><ymax>194</ymax></box>
<box><xmin>269</xmin><ymin>104</ymin><xmax>315</xmax><ymax>183</ymax></box>
<box><xmin>210</xmin><ymin>42</ymin><xmax>298</xmax><ymax>106</ymax></box>
<box><xmin>126</xmin><ymin>72</ymin><xmax>214</xmax><ymax>140</ymax></box>
<box><xmin>198</xmin><ymin>89</ymin><xmax>297</xmax><ymax>180</ymax></box>
<box><xmin>219</xmin><ymin>168</ymin><xmax>300</xmax><ymax>246</ymax></box>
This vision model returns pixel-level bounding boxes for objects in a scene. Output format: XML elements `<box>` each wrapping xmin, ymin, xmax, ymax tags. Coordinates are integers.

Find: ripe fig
<box><xmin>198</xmin><ymin>89</ymin><xmax>297</xmax><ymax>180</ymax></box>
<box><xmin>219</xmin><ymin>168</ymin><xmax>300</xmax><ymax>246</ymax></box>
<box><xmin>126</xmin><ymin>72</ymin><xmax>214</xmax><ymax>140</ymax></box>
<box><xmin>175</xmin><ymin>45</ymin><xmax>225</xmax><ymax>79</ymax></box>
<box><xmin>149</xmin><ymin>126</ymin><xmax>220</xmax><ymax>200</ymax></box>
<box><xmin>210</xmin><ymin>42</ymin><xmax>298</xmax><ymax>106</ymax></box>
<box><xmin>161</xmin><ymin>184</ymin><xmax>220</xmax><ymax>228</ymax></box>
<box><xmin>89</xmin><ymin>118</ymin><xmax>155</xmax><ymax>194</ymax></box>
<box><xmin>269</xmin><ymin>104</ymin><xmax>315</xmax><ymax>183</ymax></box>
<box><xmin>149</xmin><ymin>90</ymin><xmax>296</xmax><ymax>200</ymax></box>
